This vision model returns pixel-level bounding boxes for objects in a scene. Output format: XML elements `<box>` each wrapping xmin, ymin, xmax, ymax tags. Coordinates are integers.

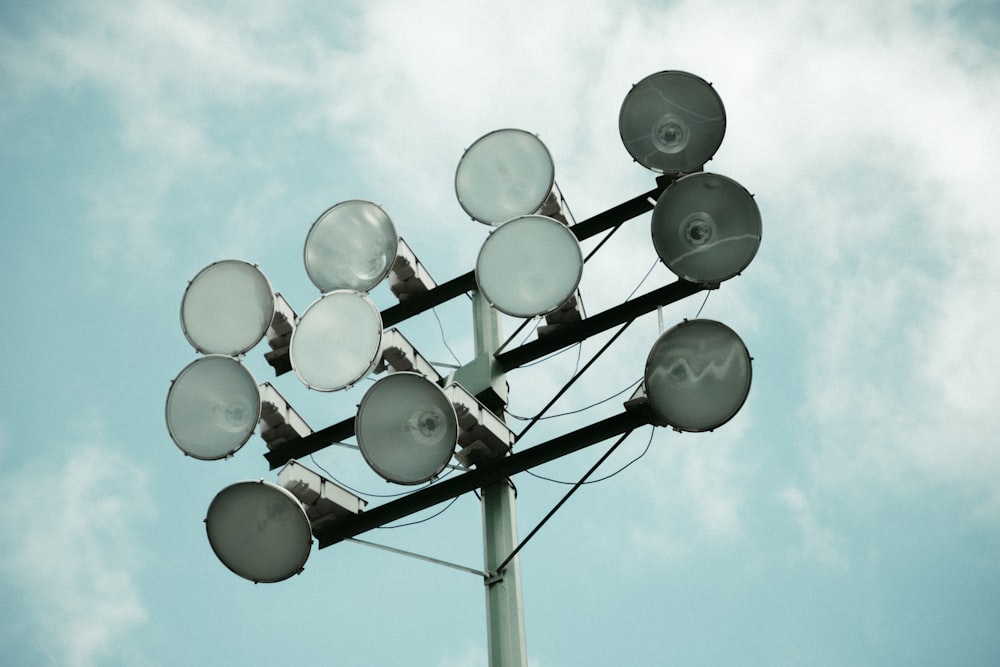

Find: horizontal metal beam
<box><xmin>495</xmin><ymin>279</ymin><xmax>709</xmax><ymax>371</ymax></box>
<box><xmin>262</xmin><ymin>279</ymin><xmax>705</xmax><ymax>470</ymax></box>
<box><xmin>264</xmin><ymin>415</ymin><xmax>354</xmax><ymax>469</ymax></box>
<box><xmin>263</xmin><ymin>180</ymin><xmax>681</xmax><ymax>471</ymax></box>
<box><xmin>375</xmin><ymin>179</ymin><xmax>672</xmax><ymax>328</ymax></box>
<box><xmin>312</xmin><ymin>408</ymin><xmax>652</xmax><ymax>548</ymax></box>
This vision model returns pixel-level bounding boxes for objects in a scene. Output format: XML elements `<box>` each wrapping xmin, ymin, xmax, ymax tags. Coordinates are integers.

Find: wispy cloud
<box><xmin>0</xmin><ymin>441</ymin><xmax>153</xmax><ymax>667</ymax></box>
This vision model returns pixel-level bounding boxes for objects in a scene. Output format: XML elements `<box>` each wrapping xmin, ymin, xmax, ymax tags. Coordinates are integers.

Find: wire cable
<box><xmin>694</xmin><ymin>290</ymin><xmax>711</xmax><ymax>317</ymax></box>
<box><xmin>506</xmin><ymin>377</ymin><xmax>642</xmax><ymax>422</ymax></box>
<box><xmin>377</xmin><ymin>495</ymin><xmax>462</xmax><ymax>529</ymax></box>
<box><xmin>432</xmin><ymin>307</ymin><xmax>462</xmax><ymax>365</ymax></box>
<box><xmin>309</xmin><ymin>455</ymin><xmax>414</xmax><ymax>498</ymax></box>
<box><xmin>525</xmin><ymin>424</ymin><xmax>654</xmax><ymax>485</ymax></box>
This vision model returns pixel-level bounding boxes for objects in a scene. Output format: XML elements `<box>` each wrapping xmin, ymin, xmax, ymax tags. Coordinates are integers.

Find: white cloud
<box><xmin>780</xmin><ymin>486</ymin><xmax>849</xmax><ymax>568</ymax></box>
<box><xmin>0</xmin><ymin>443</ymin><xmax>153</xmax><ymax>667</ymax></box>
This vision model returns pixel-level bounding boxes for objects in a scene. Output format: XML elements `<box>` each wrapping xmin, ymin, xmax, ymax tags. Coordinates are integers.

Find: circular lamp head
<box><xmin>303</xmin><ymin>200</ymin><xmax>399</xmax><ymax>293</ymax></box>
<box><xmin>205</xmin><ymin>480</ymin><xmax>312</xmax><ymax>583</ymax></box>
<box><xmin>475</xmin><ymin>215</ymin><xmax>583</xmax><ymax>317</ymax></box>
<box><xmin>356</xmin><ymin>372</ymin><xmax>458</xmax><ymax>485</ymax></box>
<box><xmin>165</xmin><ymin>355</ymin><xmax>261</xmax><ymax>460</ymax></box>
<box><xmin>619</xmin><ymin>70</ymin><xmax>726</xmax><ymax>174</ymax></box>
<box><xmin>455</xmin><ymin>128</ymin><xmax>555</xmax><ymax>226</ymax></box>
<box><xmin>644</xmin><ymin>319</ymin><xmax>751</xmax><ymax>432</ymax></box>
<box><xmin>180</xmin><ymin>260</ymin><xmax>275</xmax><ymax>355</ymax></box>
<box><xmin>289</xmin><ymin>290</ymin><xmax>382</xmax><ymax>391</ymax></box>
<box><xmin>652</xmin><ymin>172</ymin><xmax>761</xmax><ymax>283</ymax></box>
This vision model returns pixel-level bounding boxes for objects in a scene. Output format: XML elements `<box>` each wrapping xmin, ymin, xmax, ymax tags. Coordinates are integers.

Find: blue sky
<box><xmin>2</xmin><ymin>1</ymin><xmax>999</xmax><ymax>665</ymax></box>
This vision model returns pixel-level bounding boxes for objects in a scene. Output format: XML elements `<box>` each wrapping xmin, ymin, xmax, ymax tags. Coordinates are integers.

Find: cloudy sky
<box><xmin>2</xmin><ymin>1</ymin><xmax>999</xmax><ymax>665</ymax></box>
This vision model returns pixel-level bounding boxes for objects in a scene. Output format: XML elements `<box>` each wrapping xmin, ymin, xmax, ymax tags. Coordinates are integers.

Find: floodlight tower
<box><xmin>164</xmin><ymin>70</ymin><xmax>761</xmax><ymax>667</ymax></box>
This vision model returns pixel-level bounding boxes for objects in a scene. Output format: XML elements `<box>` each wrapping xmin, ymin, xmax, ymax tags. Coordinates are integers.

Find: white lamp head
<box><xmin>619</xmin><ymin>70</ymin><xmax>726</xmax><ymax>174</ymax></box>
<box><xmin>205</xmin><ymin>480</ymin><xmax>312</xmax><ymax>583</ymax></box>
<box><xmin>165</xmin><ymin>355</ymin><xmax>261</xmax><ymax>460</ymax></box>
<box><xmin>356</xmin><ymin>372</ymin><xmax>458</xmax><ymax>485</ymax></box>
<box><xmin>651</xmin><ymin>172</ymin><xmax>761</xmax><ymax>283</ymax></box>
<box><xmin>455</xmin><ymin>128</ymin><xmax>555</xmax><ymax>226</ymax></box>
<box><xmin>289</xmin><ymin>290</ymin><xmax>383</xmax><ymax>391</ymax></box>
<box><xmin>475</xmin><ymin>215</ymin><xmax>583</xmax><ymax>318</ymax></box>
<box><xmin>644</xmin><ymin>319</ymin><xmax>751</xmax><ymax>432</ymax></box>
<box><xmin>303</xmin><ymin>200</ymin><xmax>400</xmax><ymax>293</ymax></box>
<box><xmin>180</xmin><ymin>260</ymin><xmax>275</xmax><ymax>355</ymax></box>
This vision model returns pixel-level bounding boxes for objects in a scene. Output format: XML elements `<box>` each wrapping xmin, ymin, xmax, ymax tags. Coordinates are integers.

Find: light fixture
<box><xmin>619</xmin><ymin>70</ymin><xmax>726</xmax><ymax>174</ymax></box>
<box><xmin>303</xmin><ymin>200</ymin><xmax>400</xmax><ymax>293</ymax></box>
<box><xmin>180</xmin><ymin>259</ymin><xmax>275</xmax><ymax>356</ymax></box>
<box><xmin>475</xmin><ymin>215</ymin><xmax>583</xmax><ymax>318</ymax></box>
<box><xmin>644</xmin><ymin>319</ymin><xmax>751</xmax><ymax>432</ymax></box>
<box><xmin>165</xmin><ymin>355</ymin><xmax>261</xmax><ymax>460</ymax></box>
<box><xmin>205</xmin><ymin>480</ymin><xmax>313</xmax><ymax>583</ymax></box>
<box><xmin>289</xmin><ymin>290</ymin><xmax>382</xmax><ymax>391</ymax></box>
<box><xmin>651</xmin><ymin>172</ymin><xmax>761</xmax><ymax>283</ymax></box>
<box><xmin>455</xmin><ymin>128</ymin><xmax>559</xmax><ymax>226</ymax></box>
<box><xmin>355</xmin><ymin>372</ymin><xmax>458</xmax><ymax>485</ymax></box>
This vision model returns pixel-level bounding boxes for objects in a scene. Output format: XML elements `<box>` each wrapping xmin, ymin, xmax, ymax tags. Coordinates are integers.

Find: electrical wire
<box><xmin>376</xmin><ymin>495</ymin><xmax>462</xmax><ymax>529</ymax></box>
<box><xmin>694</xmin><ymin>290</ymin><xmax>711</xmax><ymax>317</ymax></box>
<box><xmin>506</xmin><ymin>377</ymin><xmax>642</xmax><ymax>422</ymax></box>
<box><xmin>525</xmin><ymin>424</ymin><xmax>654</xmax><ymax>485</ymax></box>
<box><xmin>627</xmin><ymin>258</ymin><xmax>660</xmax><ymax>301</ymax></box>
<box><xmin>432</xmin><ymin>307</ymin><xmax>462</xmax><ymax>365</ymax></box>
<box><xmin>309</xmin><ymin>455</ymin><xmax>412</xmax><ymax>498</ymax></box>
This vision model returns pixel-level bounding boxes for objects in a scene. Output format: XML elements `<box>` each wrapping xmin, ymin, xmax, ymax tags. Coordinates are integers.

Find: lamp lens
<box><xmin>619</xmin><ymin>70</ymin><xmax>726</xmax><ymax>174</ymax></box>
<box><xmin>651</xmin><ymin>172</ymin><xmax>761</xmax><ymax>283</ymax></box>
<box><xmin>455</xmin><ymin>128</ymin><xmax>555</xmax><ymax>226</ymax></box>
<box><xmin>356</xmin><ymin>372</ymin><xmax>458</xmax><ymax>485</ymax></box>
<box><xmin>644</xmin><ymin>319</ymin><xmax>751</xmax><ymax>432</ymax></box>
<box><xmin>304</xmin><ymin>200</ymin><xmax>399</xmax><ymax>293</ymax></box>
<box><xmin>165</xmin><ymin>355</ymin><xmax>261</xmax><ymax>460</ymax></box>
<box><xmin>180</xmin><ymin>260</ymin><xmax>274</xmax><ymax>355</ymax></box>
<box><xmin>205</xmin><ymin>481</ymin><xmax>312</xmax><ymax>583</ymax></box>
<box><xmin>289</xmin><ymin>290</ymin><xmax>382</xmax><ymax>391</ymax></box>
<box><xmin>475</xmin><ymin>215</ymin><xmax>583</xmax><ymax>317</ymax></box>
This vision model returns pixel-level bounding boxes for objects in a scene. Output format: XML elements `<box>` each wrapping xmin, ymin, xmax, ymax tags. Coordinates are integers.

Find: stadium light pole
<box><xmin>165</xmin><ymin>70</ymin><xmax>762</xmax><ymax>667</ymax></box>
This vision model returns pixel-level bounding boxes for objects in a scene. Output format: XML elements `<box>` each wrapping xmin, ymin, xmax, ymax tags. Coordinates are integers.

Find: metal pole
<box><xmin>472</xmin><ymin>290</ymin><xmax>528</xmax><ymax>667</ymax></box>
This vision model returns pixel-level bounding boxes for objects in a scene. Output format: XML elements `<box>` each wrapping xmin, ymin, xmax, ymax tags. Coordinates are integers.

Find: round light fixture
<box><xmin>651</xmin><ymin>172</ymin><xmax>761</xmax><ymax>283</ymax></box>
<box><xmin>644</xmin><ymin>319</ymin><xmax>751</xmax><ymax>432</ymax></box>
<box><xmin>303</xmin><ymin>200</ymin><xmax>399</xmax><ymax>293</ymax></box>
<box><xmin>289</xmin><ymin>290</ymin><xmax>382</xmax><ymax>391</ymax></box>
<box><xmin>180</xmin><ymin>260</ymin><xmax>274</xmax><ymax>355</ymax></box>
<box><xmin>205</xmin><ymin>480</ymin><xmax>312</xmax><ymax>583</ymax></box>
<box><xmin>475</xmin><ymin>215</ymin><xmax>583</xmax><ymax>317</ymax></box>
<box><xmin>619</xmin><ymin>70</ymin><xmax>726</xmax><ymax>174</ymax></box>
<box><xmin>455</xmin><ymin>128</ymin><xmax>555</xmax><ymax>226</ymax></box>
<box><xmin>356</xmin><ymin>372</ymin><xmax>458</xmax><ymax>485</ymax></box>
<box><xmin>165</xmin><ymin>355</ymin><xmax>261</xmax><ymax>460</ymax></box>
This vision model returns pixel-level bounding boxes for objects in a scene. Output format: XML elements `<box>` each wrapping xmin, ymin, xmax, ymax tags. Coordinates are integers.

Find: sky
<box><xmin>1</xmin><ymin>0</ymin><xmax>999</xmax><ymax>665</ymax></box>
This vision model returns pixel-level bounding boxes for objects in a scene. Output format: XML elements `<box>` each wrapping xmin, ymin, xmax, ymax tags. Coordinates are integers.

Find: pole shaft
<box><xmin>473</xmin><ymin>291</ymin><xmax>528</xmax><ymax>667</ymax></box>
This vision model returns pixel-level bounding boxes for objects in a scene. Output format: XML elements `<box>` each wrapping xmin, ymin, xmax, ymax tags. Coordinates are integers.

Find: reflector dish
<box><xmin>356</xmin><ymin>372</ymin><xmax>458</xmax><ymax>485</ymax></box>
<box><xmin>476</xmin><ymin>215</ymin><xmax>583</xmax><ymax>317</ymax></box>
<box><xmin>165</xmin><ymin>355</ymin><xmax>261</xmax><ymax>460</ymax></box>
<box><xmin>180</xmin><ymin>260</ymin><xmax>275</xmax><ymax>355</ymax></box>
<box><xmin>205</xmin><ymin>480</ymin><xmax>312</xmax><ymax>583</ymax></box>
<box><xmin>303</xmin><ymin>200</ymin><xmax>399</xmax><ymax>293</ymax></box>
<box><xmin>652</xmin><ymin>172</ymin><xmax>761</xmax><ymax>283</ymax></box>
<box><xmin>289</xmin><ymin>290</ymin><xmax>382</xmax><ymax>391</ymax></box>
<box><xmin>455</xmin><ymin>128</ymin><xmax>555</xmax><ymax>226</ymax></box>
<box><xmin>619</xmin><ymin>71</ymin><xmax>726</xmax><ymax>174</ymax></box>
<box><xmin>644</xmin><ymin>319</ymin><xmax>751</xmax><ymax>432</ymax></box>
